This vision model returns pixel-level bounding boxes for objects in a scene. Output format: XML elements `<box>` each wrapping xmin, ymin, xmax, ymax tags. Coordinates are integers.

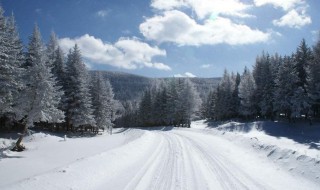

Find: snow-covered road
<box><xmin>116</xmin><ymin>129</ymin><xmax>318</xmax><ymax>190</ymax></box>
<box><xmin>1</xmin><ymin>127</ymin><xmax>319</xmax><ymax>190</ymax></box>
<box><xmin>123</xmin><ymin>130</ymin><xmax>268</xmax><ymax>190</ymax></box>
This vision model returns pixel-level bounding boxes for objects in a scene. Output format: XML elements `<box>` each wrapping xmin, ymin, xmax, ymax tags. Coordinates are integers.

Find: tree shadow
<box><xmin>258</xmin><ymin>121</ymin><xmax>320</xmax><ymax>150</ymax></box>
<box><xmin>205</xmin><ymin>120</ymin><xmax>320</xmax><ymax>151</ymax></box>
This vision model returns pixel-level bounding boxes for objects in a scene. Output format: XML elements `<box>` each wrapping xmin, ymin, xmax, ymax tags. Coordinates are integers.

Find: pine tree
<box><xmin>295</xmin><ymin>39</ymin><xmax>312</xmax><ymax>91</ymax></box>
<box><xmin>46</xmin><ymin>31</ymin><xmax>58</xmax><ymax>68</ymax></box>
<box><xmin>230</xmin><ymin>72</ymin><xmax>241</xmax><ymax>118</ymax></box>
<box><xmin>46</xmin><ymin>32</ymin><xmax>67</xmax><ymax>113</ymax></box>
<box><xmin>308</xmin><ymin>34</ymin><xmax>320</xmax><ymax>117</ymax></box>
<box><xmin>91</xmin><ymin>72</ymin><xmax>115</xmax><ymax>133</ymax></box>
<box><xmin>273</xmin><ymin>56</ymin><xmax>299</xmax><ymax>120</ymax></box>
<box><xmin>65</xmin><ymin>44</ymin><xmax>95</xmax><ymax>128</ymax></box>
<box><xmin>0</xmin><ymin>11</ymin><xmax>24</xmax><ymax>117</ymax></box>
<box><xmin>216</xmin><ymin>70</ymin><xmax>234</xmax><ymax>119</ymax></box>
<box><xmin>139</xmin><ymin>89</ymin><xmax>152</xmax><ymax>126</ymax></box>
<box><xmin>179</xmin><ymin>78</ymin><xmax>201</xmax><ymax>127</ymax></box>
<box><xmin>13</xmin><ymin>25</ymin><xmax>64</xmax><ymax>151</ymax></box>
<box><xmin>253</xmin><ymin>52</ymin><xmax>275</xmax><ymax>119</ymax></box>
<box><xmin>293</xmin><ymin>40</ymin><xmax>312</xmax><ymax>117</ymax></box>
<box><xmin>238</xmin><ymin>67</ymin><xmax>256</xmax><ymax>119</ymax></box>
<box><xmin>166</xmin><ymin>78</ymin><xmax>178</xmax><ymax>125</ymax></box>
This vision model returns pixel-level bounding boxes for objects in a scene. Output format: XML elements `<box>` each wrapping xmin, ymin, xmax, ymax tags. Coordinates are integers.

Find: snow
<box><xmin>0</xmin><ymin>121</ymin><xmax>319</xmax><ymax>189</ymax></box>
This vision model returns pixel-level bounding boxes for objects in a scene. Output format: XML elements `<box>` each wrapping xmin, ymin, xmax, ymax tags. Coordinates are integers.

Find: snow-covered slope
<box><xmin>0</xmin><ymin>121</ymin><xmax>319</xmax><ymax>190</ymax></box>
<box><xmin>191</xmin><ymin>120</ymin><xmax>320</xmax><ymax>184</ymax></box>
<box><xmin>0</xmin><ymin>129</ymin><xmax>146</xmax><ymax>188</ymax></box>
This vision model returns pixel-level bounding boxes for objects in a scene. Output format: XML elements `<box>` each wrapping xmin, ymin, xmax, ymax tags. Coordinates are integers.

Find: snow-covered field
<box><xmin>0</xmin><ymin>121</ymin><xmax>319</xmax><ymax>190</ymax></box>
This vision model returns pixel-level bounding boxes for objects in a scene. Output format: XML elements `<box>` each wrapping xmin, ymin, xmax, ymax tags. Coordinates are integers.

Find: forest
<box><xmin>0</xmin><ymin>3</ymin><xmax>320</xmax><ymax>151</ymax></box>
<box><xmin>201</xmin><ymin>38</ymin><xmax>320</xmax><ymax>123</ymax></box>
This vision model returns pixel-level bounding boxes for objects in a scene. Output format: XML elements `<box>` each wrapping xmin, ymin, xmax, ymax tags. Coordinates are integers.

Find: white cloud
<box><xmin>174</xmin><ymin>72</ymin><xmax>196</xmax><ymax>78</ymax></box>
<box><xmin>272</xmin><ymin>9</ymin><xmax>311</xmax><ymax>28</ymax></box>
<box><xmin>254</xmin><ymin>0</ymin><xmax>311</xmax><ymax>29</ymax></box>
<box><xmin>140</xmin><ymin>10</ymin><xmax>270</xmax><ymax>46</ymax></box>
<box><xmin>151</xmin><ymin>0</ymin><xmax>187</xmax><ymax>10</ymax></box>
<box><xmin>96</xmin><ymin>10</ymin><xmax>109</xmax><ymax>18</ymax></box>
<box><xmin>173</xmin><ymin>74</ymin><xmax>184</xmax><ymax>77</ymax></box>
<box><xmin>185</xmin><ymin>72</ymin><xmax>196</xmax><ymax>77</ymax></box>
<box><xmin>254</xmin><ymin>0</ymin><xmax>303</xmax><ymax>11</ymax></box>
<box><xmin>151</xmin><ymin>0</ymin><xmax>252</xmax><ymax>19</ymax></box>
<box><xmin>59</xmin><ymin>34</ymin><xmax>170</xmax><ymax>71</ymax></box>
<box><xmin>201</xmin><ymin>64</ymin><xmax>211</xmax><ymax>68</ymax></box>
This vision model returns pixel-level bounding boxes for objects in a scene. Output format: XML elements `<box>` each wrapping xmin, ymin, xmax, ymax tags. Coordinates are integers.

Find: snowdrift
<box><xmin>195</xmin><ymin>120</ymin><xmax>320</xmax><ymax>184</ymax></box>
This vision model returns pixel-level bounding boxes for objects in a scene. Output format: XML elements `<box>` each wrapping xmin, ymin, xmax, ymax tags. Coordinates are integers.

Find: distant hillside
<box><xmin>90</xmin><ymin>71</ymin><xmax>220</xmax><ymax>101</ymax></box>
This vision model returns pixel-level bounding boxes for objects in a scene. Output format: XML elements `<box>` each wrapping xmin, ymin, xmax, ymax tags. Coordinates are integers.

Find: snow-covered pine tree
<box><xmin>238</xmin><ymin>67</ymin><xmax>256</xmax><ymax>119</ymax></box>
<box><xmin>295</xmin><ymin>39</ymin><xmax>313</xmax><ymax>91</ymax></box>
<box><xmin>65</xmin><ymin>44</ymin><xmax>95</xmax><ymax>129</ymax></box>
<box><xmin>179</xmin><ymin>78</ymin><xmax>201</xmax><ymax>127</ymax></box>
<box><xmin>46</xmin><ymin>31</ymin><xmax>58</xmax><ymax>68</ymax></box>
<box><xmin>115</xmin><ymin>100</ymin><xmax>139</xmax><ymax>127</ymax></box>
<box><xmin>52</xmin><ymin>47</ymin><xmax>67</xmax><ymax>111</ymax></box>
<box><xmin>308</xmin><ymin>34</ymin><xmax>320</xmax><ymax>117</ymax></box>
<box><xmin>91</xmin><ymin>72</ymin><xmax>115</xmax><ymax>134</ymax></box>
<box><xmin>151</xmin><ymin>84</ymin><xmax>164</xmax><ymax>125</ymax></box>
<box><xmin>215</xmin><ymin>69</ymin><xmax>234</xmax><ymax>120</ymax></box>
<box><xmin>139</xmin><ymin>89</ymin><xmax>152</xmax><ymax>126</ymax></box>
<box><xmin>166</xmin><ymin>78</ymin><xmax>178</xmax><ymax>125</ymax></box>
<box><xmin>253</xmin><ymin>52</ymin><xmax>275</xmax><ymax>119</ymax></box>
<box><xmin>273</xmin><ymin>56</ymin><xmax>301</xmax><ymax>121</ymax></box>
<box><xmin>293</xmin><ymin>40</ymin><xmax>312</xmax><ymax>118</ymax></box>
<box><xmin>0</xmin><ymin>10</ymin><xmax>24</xmax><ymax>117</ymax></box>
<box><xmin>46</xmin><ymin>32</ymin><xmax>67</xmax><ymax>113</ymax></box>
<box><xmin>174</xmin><ymin>78</ymin><xmax>185</xmax><ymax>126</ymax></box>
<box><xmin>206</xmin><ymin>90</ymin><xmax>216</xmax><ymax>119</ymax></box>
<box><xmin>200</xmin><ymin>91</ymin><xmax>211</xmax><ymax>119</ymax></box>
<box><xmin>231</xmin><ymin>72</ymin><xmax>241</xmax><ymax>118</ymax></box>
<box><xmin>13</xmin><ymin>25</ymin><xmax>64</xmax><ymax>151</ymax></box>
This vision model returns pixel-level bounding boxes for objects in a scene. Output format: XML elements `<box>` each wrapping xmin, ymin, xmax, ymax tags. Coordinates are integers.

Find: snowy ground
<box><xmin>0</xmin><ymin>121</ymin><xmax>319</xmax><ymax>190</ymax></box>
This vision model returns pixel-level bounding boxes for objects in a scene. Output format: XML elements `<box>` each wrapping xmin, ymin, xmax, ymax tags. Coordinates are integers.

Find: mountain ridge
<box><xmin>90</xmin><ymin>70</ymin><xmax>220</xmax><ymax>101</ymax></box>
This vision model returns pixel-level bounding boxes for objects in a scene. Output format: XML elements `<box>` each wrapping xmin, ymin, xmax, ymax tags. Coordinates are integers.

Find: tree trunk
<box><xmin>11</xmin><ymin>124</ymin><xmax>28</xmax><ymax>152</ymax></box>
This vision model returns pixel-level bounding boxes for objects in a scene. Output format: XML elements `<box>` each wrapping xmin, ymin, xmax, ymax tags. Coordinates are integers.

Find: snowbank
<box><xmin>192</xmin><ymin>120</ymin><xmax>320</xmax><ymax>184</ymax></box>
<box><xmin>0</xmin><ymin>129</ymin><xmax>146</xmax><ymax>188</ymax></box>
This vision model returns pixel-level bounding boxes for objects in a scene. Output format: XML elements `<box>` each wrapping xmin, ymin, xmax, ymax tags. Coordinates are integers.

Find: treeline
<box><xmin>0</xmin><ymin>6</ymin><xmax>117</xmax><ymax>149</ymax></box>
<box><xmin>116</xmin><ymin>78</ymin><xmax>202</xmax><ymax>128</ymax></box>
<box><xmin>202</xmin><ymin>38</ymin><xmax>320</xmax><ymax>122</ymax></box>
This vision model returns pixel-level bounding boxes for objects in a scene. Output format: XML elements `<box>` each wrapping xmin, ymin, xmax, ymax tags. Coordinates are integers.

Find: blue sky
<box><xmin>1</xmin><ymin>0</ymin><xmax>320</xmax><ymax>78</ymax></box>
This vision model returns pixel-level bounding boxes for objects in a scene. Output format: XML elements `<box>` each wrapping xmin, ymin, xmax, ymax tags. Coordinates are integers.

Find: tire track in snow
<box><xmin>123</xmin><ymin>134</ymin><xmax>167</xmax><ymax>190</ymax></box>
<box><xmin>173</xmin><ymin>132</ymin><xmax>270</xmax><ymax>190</ymax></box>
<box><xmin>125</xmin><ymin>130</ymin><xmax>262</xmax><ymax>190</ymax></box>
<box><xmin>124</xmin><ymin>131</ymin><xmax>185</xmax><ymax>190</ymax></box>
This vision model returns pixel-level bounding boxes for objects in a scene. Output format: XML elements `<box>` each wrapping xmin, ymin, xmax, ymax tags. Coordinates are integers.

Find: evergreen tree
<box><xmin>179</xmin><ymin>78</ymin><xmax>201</xmax><ymax>126</ymax></box>
<box><xmin>139</xmin><ymin>89</ymin><xmax>152</xmax><ymax>126</ymax></box>
<box><xmin>65</xmin><ymin>44</ymin><xmax>95</xmax><ymax>128</ymax></box>
<box><xmin>0</xmin><ymin>10</ymin><xmax>24</xmax><ymax>116</ymax></box>
<box><xmin>91</xmin><ymin>72</ymin><xmax>115</xmax><ymax>133</ymax></box>
<box><xmin>295</xmin><ymin>39</ymin><xmax>312</xmax><ymax>91</ymax></box>
<box><xmin>253</xmin><ymin>52</ymin><xmax>275</xmax><ymax>119</ymax></box>
<box><xmin>308</xmin><ymin>35</ymin><xmax>320</xmax><ymax>117</ymax></box>
<box><xmin>14</xmin><ymin>25</ymin><xmax>64</xmax><ymax>151</ymax></box>
<box><xmin>46</xmin><ymin>32</ymin><xmax>67</xmax><ymax>112</ymax></box>
<box><xmin>166</xmin><ymin>79</ymin><xmax>178</xmax><ymax>125</ymax></box>
<box><xmin>200</xmin><ymin>91</ymin><xmax>214</xmax><ymax>119</ymax></box>
<box><xmin>273</xmin><ymin>56</ymin><xmax>300</xmax><ymax>120</ymax></box>
<box><xmin>218</xmin><ymin>70</ymin><xmax>234</xmax><ymax>119</ymax></box>
<box><xmin>238</xmin><ymin>67</ymin><xmax>256</xmax><ymax>119</ymax></box>
<box><xmin>230</xmin><ymin>72</ymin><xmax>241</xmax><ymax>118</ymax></box>
<box><xmin>46</xmin><ymin>31</ymin><xmax>58</xmax><ymax>68</ymax></box>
